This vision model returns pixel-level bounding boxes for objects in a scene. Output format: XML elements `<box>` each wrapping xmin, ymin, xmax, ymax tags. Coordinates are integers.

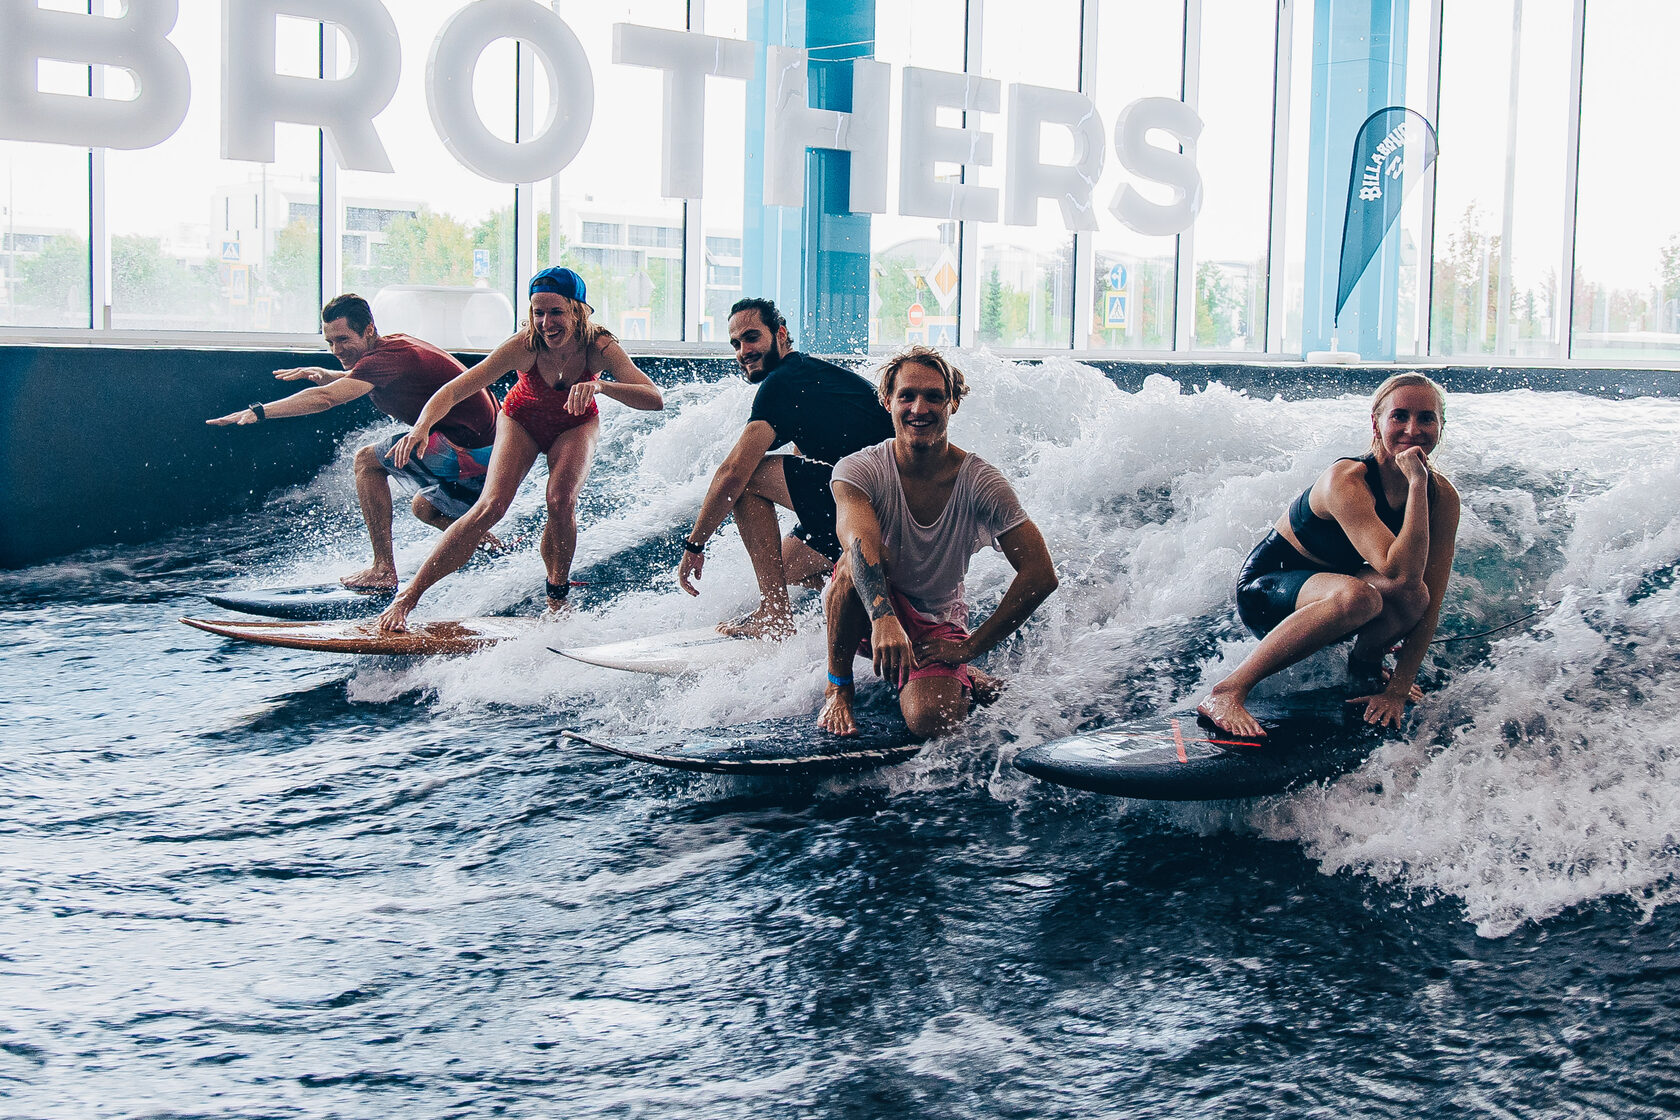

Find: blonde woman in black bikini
<box><xmin>1198</xmin><ymin>373</ymin><xmax>1461</xmax><ymax>738</ymax></box>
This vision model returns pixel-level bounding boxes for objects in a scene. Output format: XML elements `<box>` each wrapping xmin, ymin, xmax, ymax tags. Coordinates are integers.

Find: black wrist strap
<box><xmin>248</xmin><ymin>402</ymin><xmax>266</xmax><ymax>422</ymax></box>
<box><xmin>683</xmin><ymin>538</ymin><xmax>705</xmax><ymax>555</ymax></box>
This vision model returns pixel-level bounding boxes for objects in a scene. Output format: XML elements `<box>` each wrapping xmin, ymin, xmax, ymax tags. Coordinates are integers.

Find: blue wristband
<box><xmin>826</xmin><ymin>671</ymin><xmax>852</xmax><ymax>688</ymax></box>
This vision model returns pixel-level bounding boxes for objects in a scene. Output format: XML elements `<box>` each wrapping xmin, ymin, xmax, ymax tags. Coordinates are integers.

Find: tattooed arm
<box><xmin>832</xmin><ymin>478</ymin><xmax>912</xmax><ymax>686</ymax></box>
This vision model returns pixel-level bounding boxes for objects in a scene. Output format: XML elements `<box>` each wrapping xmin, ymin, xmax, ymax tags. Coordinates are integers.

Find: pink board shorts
<box><xmin>855</xmin><ymin>588</ymin><xmax>974</xmax><ymax>691</ymax></box>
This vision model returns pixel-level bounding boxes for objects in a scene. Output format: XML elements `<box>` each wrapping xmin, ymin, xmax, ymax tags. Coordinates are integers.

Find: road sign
<box><xmin>925</xmin><ymin>249</ymin><xmax>960</xmax><ymax>310</ymax></box>
<box><xmin>1104</xmin><ymin>290</ymin><xmax>1128</xmax><ymax>330</ymax></box>
<box><xmin>473</xmin><ymin>249</ymin><xmax>490</xmax><ymax>279</ymax></box>
<box><xmin>908</xmin><ymin>302</ymin><xmax>926</xmax><ymax>329</ymax></box>
<box><xmin>221</xmin><ymin>240</ymin><xmax>240</xmax><ymax>262</ymax></box>
<box><xmin>1107</xmin><ymin>262</ymin><xmax>1128</xmax><ymax>290</ymax></box>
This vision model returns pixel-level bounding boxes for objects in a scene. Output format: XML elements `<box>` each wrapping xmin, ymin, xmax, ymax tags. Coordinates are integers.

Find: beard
<box><xmin>744</xmin><ymin>344</ymin><xmax>785</xmax><ymax>383</ymax></box>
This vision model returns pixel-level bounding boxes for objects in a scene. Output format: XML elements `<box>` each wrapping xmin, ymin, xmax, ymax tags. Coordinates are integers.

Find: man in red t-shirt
<box><xmin>208</xmin><ymin>294</ymin><xmax>500</xmax><ymax>590</ymax></box>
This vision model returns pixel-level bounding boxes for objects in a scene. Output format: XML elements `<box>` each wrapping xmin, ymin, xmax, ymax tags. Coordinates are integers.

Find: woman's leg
<box><xmin>1198</xmin><ymin>572</ymin><xmax>1383</xmax><ymax>737</ymax></box>
<box><xmin>540</xmin><ymin>418</ymin><xmax>600</xmax><ymax>609</ymax></box>
<box><xmin>379</xmin><ymin>416</ymin><xmax>540</xmax><ymax>631</ymax></box>
<box><xmin>1348</xmin><ymin>571</ymin><xmax>1432</xmax><ymax>664</ymax></box>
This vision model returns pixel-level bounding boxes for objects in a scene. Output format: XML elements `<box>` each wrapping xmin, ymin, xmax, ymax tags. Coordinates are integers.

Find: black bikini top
<box><xmin>1286</xmin><ymin>454</ymin><xmax>1408</xmax><ymax>572</ymax></box>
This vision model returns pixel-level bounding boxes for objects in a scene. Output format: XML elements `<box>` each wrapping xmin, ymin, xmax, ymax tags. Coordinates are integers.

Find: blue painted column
<box><xmin>742</xmin><ymin>0</ymin><xmax>873</xmax><ymax>352</ymax></box>
<box><xmin>1302</xmin><ymin>0</ymin><xmax>1408</xmax><ymax>358</ymax></box>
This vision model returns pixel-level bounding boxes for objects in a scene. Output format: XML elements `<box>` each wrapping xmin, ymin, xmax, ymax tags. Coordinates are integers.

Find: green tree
<box><xmin>871</xmin><ymin>253</ymin><xmax>920</xmax><ymax>346</ymax></box>
<box><xmin>980</xmin><ymin>267</ymin><xmax>1006</xmax><ymax>343</ymax></box>
<box><xmin>354</xmin><ymin>207</ymin><xmax>475</xmax><ymax>290</ymax></box>
<box><xmin>111</xmin><ymin>234</ymin><xmax>216</xmax><ymax>324</ymax></box>
<box><xmin>265</xmin><ymin>217</ymin><xmax>318</xmax><ymax>324</ymax></box>
<box><xmin>16</xmin><ymin>233</ymin><xmax>91</xmax><ymax>325</ymax></box>
<box><xmin>1194</xmin><ymin>261</ymin><xmax>1239</xmax><ymax>348</ymax></box>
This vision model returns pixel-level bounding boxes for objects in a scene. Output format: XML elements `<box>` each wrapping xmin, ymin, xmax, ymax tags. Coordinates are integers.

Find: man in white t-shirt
<box><xmin>818</xmin><ymin>347</ymin><xmax>1059</xmax><ymax>740</ymax></box>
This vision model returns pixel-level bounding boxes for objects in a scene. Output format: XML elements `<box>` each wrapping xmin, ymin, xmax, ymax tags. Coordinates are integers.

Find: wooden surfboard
<box><xmin>179</xmin><ymin>616</ymin><xmax>537</xmax><ymax>655</ymax></box>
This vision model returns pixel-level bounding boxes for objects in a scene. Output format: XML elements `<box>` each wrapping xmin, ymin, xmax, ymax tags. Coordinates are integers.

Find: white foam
<box><xmin>282</xmin><ymin>355</ymin><xmax>1680</xmax><ymax>937</ymax></box>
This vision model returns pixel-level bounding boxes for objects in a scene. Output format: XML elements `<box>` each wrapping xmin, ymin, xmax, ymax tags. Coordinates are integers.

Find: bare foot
<box><xmin>717</xmin><ymin>606</ymin><xmax>795</xmax><ymax>641</ymax></box>
<box><xmin>817</xmin><ymin>684</ymin><xmax>858</xmax><ymax>737</ymax></box>
<box><xmin>377</xmin><ymin>594</ymin><xmax>416</xmax><ymax>634</ymax></box>
<box><xmin>1350</xmin><ymin>652</ymin><xmax>1423</xmax><ymax>701</ymax></box>
<box><xmin>340</xmin><ymin>566</ymin><xmax>398</xmax><ymax>592</ymax></box>
<box><xmin>1196</xmin><ymin>683</ymin><xmax>1265</xmax><ymax>738</ymax></box>
<box><xmin>970</xmin><ymin>670</ymin><xmax>1006</xmax><ymax>708</ymax></box>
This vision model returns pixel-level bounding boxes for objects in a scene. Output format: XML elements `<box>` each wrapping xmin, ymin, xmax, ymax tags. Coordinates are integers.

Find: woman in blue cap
<box><xmin>378</xmin><ymin>267</ymin><xmax>663</xmax><ymax>631</ymax></box>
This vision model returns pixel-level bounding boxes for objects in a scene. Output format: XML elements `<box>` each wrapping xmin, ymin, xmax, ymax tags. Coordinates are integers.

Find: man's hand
<box><xmin>677</xmin><ymin>547</ymin><xmax>704</xmax><ymax>596</ymax></box>
<box><xmin>870</xmin><ymin>615</ymin><xmax>913</xmax><ymax>687</ymax></box>
<box><xmin>275</xmin><ymin>366</ymin><xmax>336</xmax><ymax>385</ymax></box>
<box><xmin>913</xmin><ymin>634</ymin><xmax>974</xmax><ymax>669</ymax></box>
<box><xmin>206</xmin><ymin>408</ymin><xmax>259</xmax><ymax>426</ymax></box>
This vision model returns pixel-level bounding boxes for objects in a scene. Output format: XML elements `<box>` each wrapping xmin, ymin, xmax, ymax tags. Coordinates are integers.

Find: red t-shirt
<box><xmin>349</xmin><ymin>333</ymin><xmax>498</xmax><ymax>449</ymax></box>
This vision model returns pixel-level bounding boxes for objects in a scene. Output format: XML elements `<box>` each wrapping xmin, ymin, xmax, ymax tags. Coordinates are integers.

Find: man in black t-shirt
<box><xmin>678</xmin><ymin>297</ymin><xmax>894</xmax><ymax>639</ymax></box>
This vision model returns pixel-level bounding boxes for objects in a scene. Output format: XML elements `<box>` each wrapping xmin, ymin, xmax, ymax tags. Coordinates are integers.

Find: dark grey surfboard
<box><xmin>1013</xmin><ymin>689</ymin><xmax>1388</xmax><ymax>800</ymax></box>
<box><xmin>562</xmin><ymin>689</ymin><xmax>921</xmax><ymax>775</ymax></box>
<box><xmin>206</xmin><ymin>583</ymin><xmax>394</xmax><ymax>620</ymax></box>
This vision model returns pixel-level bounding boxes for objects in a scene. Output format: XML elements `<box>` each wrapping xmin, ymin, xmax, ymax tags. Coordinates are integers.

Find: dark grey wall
<box><xmin>1</xmin><ymin>344</ymin><xmax>1675</xmax><ymax>568</ymax></box>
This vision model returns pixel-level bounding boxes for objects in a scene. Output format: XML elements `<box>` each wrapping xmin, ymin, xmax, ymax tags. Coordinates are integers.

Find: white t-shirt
<box><xmin>831</xmin><ymin>440</ymin><xmax>1029</xmax><ymax>625</ymax></box>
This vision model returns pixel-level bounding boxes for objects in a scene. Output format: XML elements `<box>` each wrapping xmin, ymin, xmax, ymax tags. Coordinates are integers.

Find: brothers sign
<box><xmin>0</xmin><ymin>0</ymin><xmax>1204</xmax><ymax>236</ymax></box>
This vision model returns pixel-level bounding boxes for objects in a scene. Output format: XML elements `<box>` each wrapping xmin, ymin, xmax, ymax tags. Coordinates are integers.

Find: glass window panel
<box><xmin>700</xmin><ymin>0</ymin><xmax>749</xmax><ymax>343</ymax></box>
<box><xmin>867</xmin><ymin>0</ymin><xmax>965</xmax><ymax>351</ymax></box>
<box><xmin>1086</xmin><ymin>0</ymin><xmax>1184</xmax><ymax>351</ymax></box>
<box><xmin>1571</xmin><ymin>1</ymin><xmax>1680</xmax><ymax>360</ymax></box>
<box><xmin>1278</xmin><ymin>8</ymin><xmax>1314</xmax><ymax>356</ymax></box>
<box><xmin>104</xmin><ymin>0</ymin><xmax>318</xmax><ymax>334</ymax></box>
<box><xmin>333</xmin><ymin>1</ymin><xmax>516</xmax><ymax>349</ymax></box>
<box><xmin>1187</xmin><ymin>0</ymin><xmax>1272</xmax><ymax>353</ymax></box>
<box><xmin>537</xmin><ymin>0</ymin><xmax>686</xmax><ymax>343</ymax></box>
<box><xmin>2</xmin><ymin>143</ymin><xmax>91</xmax><ymax>330</ymax></box>
<box><xmin>975</xmin><ymin>0</ymin><xmax>1081</xmax><ymax>349</ymax></box>
<box><xmin>1432</xmin><ymin>0</ymin><xmax>1571</xmax><ymax>359</ymax></box>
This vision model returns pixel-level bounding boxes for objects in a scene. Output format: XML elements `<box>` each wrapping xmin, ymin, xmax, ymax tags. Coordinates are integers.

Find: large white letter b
<box><xmin>0</xmin><ymin>0</ymin><xmax>190</xmax><ymax>149</ymax></box>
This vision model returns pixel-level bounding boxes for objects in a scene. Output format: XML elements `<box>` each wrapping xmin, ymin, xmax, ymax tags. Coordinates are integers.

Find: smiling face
<box><xmin>727</xmin><ymin>308</ymin><xmax>789</xmax><ymax>382</ymax></box>
<box><xmin>322</xmin><ymin>316</ymin><xmax>376</xmax><ymax>368</ymax></box>
<box><xmin>889</xmin><ymin>360</ymin><xmax>957</xmax><ymax>451</ymax></box>
<box><xmin>1373</xmin><ymin>382</ymin><xmax>1444</xmax><ymax>458</ymax></box>
<box><xmin>528</xmin><ymin>293</ymin><xmax>578</xmax><ymax>350</ymax></box>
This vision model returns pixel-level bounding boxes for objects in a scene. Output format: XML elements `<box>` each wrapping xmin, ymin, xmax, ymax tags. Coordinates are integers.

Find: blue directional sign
<box><xmin>1107</xmin><ymin>262</ymin><xmax>1128</xmax><ymax>290</ymax></box>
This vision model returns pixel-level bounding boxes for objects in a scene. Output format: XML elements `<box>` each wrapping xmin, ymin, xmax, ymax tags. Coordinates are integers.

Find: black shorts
<box><xmin>1234</xmin><ymin>531</ymin><xmax>1330</xmax><ymax>638</ymax></box>
<box><xmin>780</xmin><ymin>455</ymin><xmax>842</xmax><ymax>561</ymax></box>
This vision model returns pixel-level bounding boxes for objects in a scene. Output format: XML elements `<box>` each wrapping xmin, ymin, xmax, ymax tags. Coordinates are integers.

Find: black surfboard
<box><xmin>562</xmin><ymin>687</ymin><xmax>920</xmax><ymax>775</ymax></box>
<box><xmin>205</xmin><ymin>583</ymin><xmax>394</xmax><ymax>620</ymax></box>
<box><xmin>1013</xmin><ymin>688</ymin><xmax>1387</xmax><ymax>800</ymax></box>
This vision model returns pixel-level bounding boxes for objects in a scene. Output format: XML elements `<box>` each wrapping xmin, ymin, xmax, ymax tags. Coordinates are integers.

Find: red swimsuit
<box><xmin>502</xmin><ymin>365</ymin><xmax>599</xmax><ymax>448</ymax></box>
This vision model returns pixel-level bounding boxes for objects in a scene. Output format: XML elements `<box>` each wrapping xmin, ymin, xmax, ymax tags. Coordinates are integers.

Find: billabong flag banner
<box><xmin>1335</xmin><ymin>107</ymin><xmax>1439</xmax><ymax>326</ymax></box>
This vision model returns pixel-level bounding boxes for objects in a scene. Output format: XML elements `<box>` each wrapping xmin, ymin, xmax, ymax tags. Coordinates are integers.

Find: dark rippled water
<box><xmin>4</xmin><ymin>364</ymin><xmax>1678</xmax><ymax>1117</ymax></box>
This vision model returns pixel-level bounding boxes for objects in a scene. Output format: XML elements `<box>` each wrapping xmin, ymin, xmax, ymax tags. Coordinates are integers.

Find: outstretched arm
<box><xmin>677</xmin><ymin>419</ymin><xmax>779</xmax><ymax>594</ymax></box>
<box><xmin>207</xmin><ymin>375</ymin><xmax>371</xmax><ymax>425</ymax></box>
<box><xmin>913</xmin><ymin>520</ymin><xmax>1058</xmax><ymax>667</ymax></box>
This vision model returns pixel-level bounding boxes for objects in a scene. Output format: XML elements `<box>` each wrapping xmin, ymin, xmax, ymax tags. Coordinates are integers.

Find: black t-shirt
<box><xmin>746</xmin><ymin>351</ymin><xmax>893</xmax><ymax>465</ymax></box>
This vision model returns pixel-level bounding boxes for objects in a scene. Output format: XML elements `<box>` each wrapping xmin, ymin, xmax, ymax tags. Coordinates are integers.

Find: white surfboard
<box><xmin>552</xmin><ymin>625</ymin><xmax>774</xmax><ymax>676</ymax></box>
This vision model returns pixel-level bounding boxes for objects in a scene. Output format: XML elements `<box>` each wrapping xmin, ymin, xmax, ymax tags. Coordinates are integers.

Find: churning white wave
<box><xmin>288</xmin><ymin>352</ymin><xmax>1680</xmax><ymax>938</ymax></box>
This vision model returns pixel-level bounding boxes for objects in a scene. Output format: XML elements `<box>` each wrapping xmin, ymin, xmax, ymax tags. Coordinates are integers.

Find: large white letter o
<box><xmin>427</xmin><ymin>0</ymin><xmax>594</xmax><ymax>184</ymax></box>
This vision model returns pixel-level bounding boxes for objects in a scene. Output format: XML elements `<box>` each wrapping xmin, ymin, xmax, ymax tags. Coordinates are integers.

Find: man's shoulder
<box><xmin>355</xmin><ymin>333</ymin><xmax>463</xmax><ymax>379</ymax></box>
<box><xmin>774</xmin><ymin>350</ymin><xmax>863</xmax><ymax>383</ymax></box>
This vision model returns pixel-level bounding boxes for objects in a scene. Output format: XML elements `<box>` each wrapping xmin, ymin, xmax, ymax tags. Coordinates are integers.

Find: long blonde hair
<box><xmin>1369</xmin><ymin>372</ymin><xmax>1447</xmax><ymax>455</ymax></box>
